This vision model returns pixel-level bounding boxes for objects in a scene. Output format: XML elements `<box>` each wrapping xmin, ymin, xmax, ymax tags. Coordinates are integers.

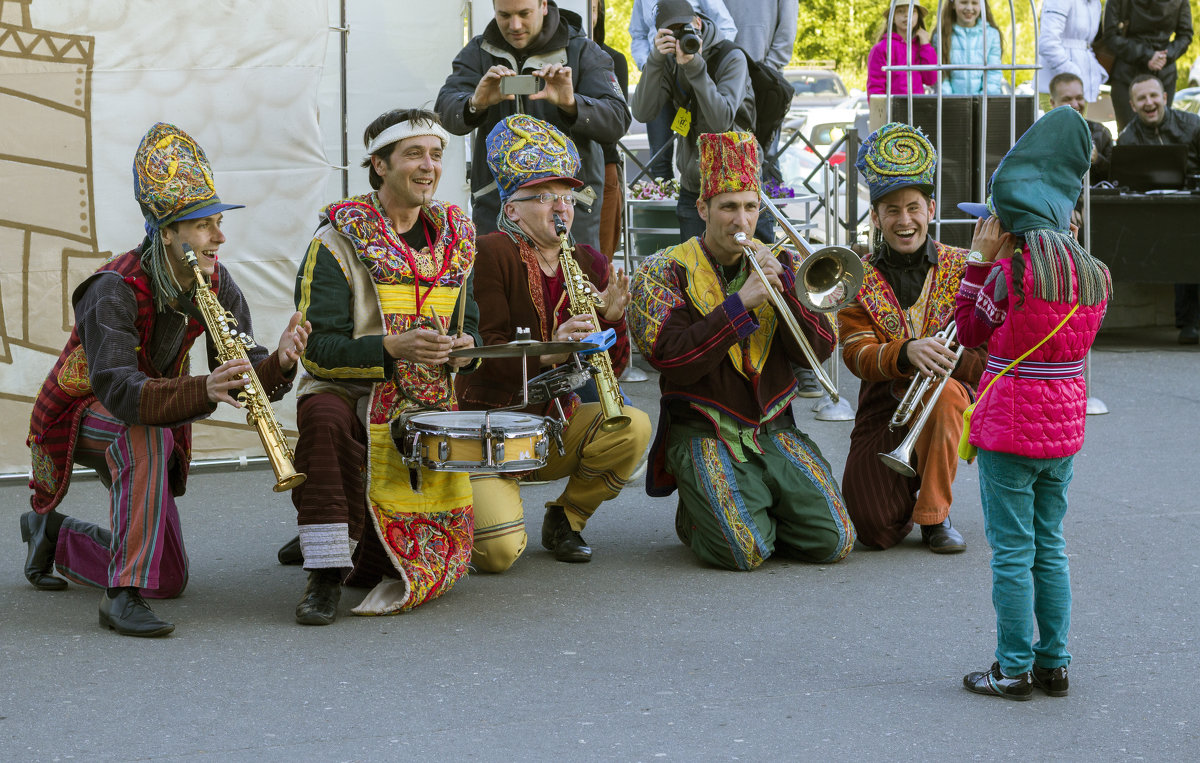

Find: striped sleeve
<box><xmin>838</xmin><ymin>301</ymin><xmax>907</xmax><ymax>383</ymax></box>
<box><xmin>954</xmin><ymin>261</ymin><xmax>1007</xmax><ymax>349</ymax></box>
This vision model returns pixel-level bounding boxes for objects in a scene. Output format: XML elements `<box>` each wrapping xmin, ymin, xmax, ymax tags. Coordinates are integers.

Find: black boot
<box><xmin>541</xmin><ymin>505</ymin><xmax>592</xmax><ymax>563</ymax></box>
<box><xmin>277</xmin><ymin>535</ymin><xmax>303</xmax><ymax>565</ymax></box>
<box><xmin>99</xmin><ymin>587</ymin><xmax>175</xmax><ymax>637</ymax></box>
<box><xmin>295</xmin><ymin>569</ymin><xmax>342</xmax><ymax>625</ymax></box>
<box><xmin>20</xmin><ymin>511</ymin><xmax>67</xmax><ymax>591</ymax></box>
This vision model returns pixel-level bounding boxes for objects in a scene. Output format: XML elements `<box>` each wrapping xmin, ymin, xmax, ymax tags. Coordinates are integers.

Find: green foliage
<box><xmin>604</xmin><ymin>1</ymin><xmax>1200</xmax><ymax>92</ymax></box>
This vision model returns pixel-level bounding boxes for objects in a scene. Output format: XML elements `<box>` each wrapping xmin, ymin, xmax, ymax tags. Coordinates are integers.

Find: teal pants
<box><xmin>668</xmin><ymin>418</ymin><xmax>854</xmax><ymax>571</ymax></box>
<box><xmin>978</xmin><ymin>449</ymin><xmax>1074</xmax><ymax>676</ymax></box>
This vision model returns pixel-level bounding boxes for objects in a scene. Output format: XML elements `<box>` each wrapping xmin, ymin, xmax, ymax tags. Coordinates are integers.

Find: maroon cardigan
<box><xmin>456</xmin><ymin>232</ymin><xmax>629</xmax><ymax>415</ymax></box>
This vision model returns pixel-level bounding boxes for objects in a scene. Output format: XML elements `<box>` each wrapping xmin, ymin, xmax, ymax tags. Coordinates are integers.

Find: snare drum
<box><xmin>394</xmin><ymin>411</ymin><xmax>550</xmax><ymax>473</ymax></box>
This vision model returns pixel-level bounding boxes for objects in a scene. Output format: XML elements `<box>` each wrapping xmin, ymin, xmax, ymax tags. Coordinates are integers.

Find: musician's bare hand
<box><xmin>530</xmin><ymin>63</ymin><xmax>576</xmax><ymax>114</ymax></box>
<box><xmin>448</xmin><ymin>334</ymin><xmax>475</xmax><ymax>370</ymax></box>
<box><xmin>275</xmin><ymin>312</ymin><xmax>311</xmax><ymax>373</ymax></box>
<box><xmin>736</xmin><ymin>245</ymin><xmax>783</xmax><ymax>310</ymax></box>
<box><xmin>207</xmin><ymin>358</ymin><xmax>251</xmax><ymax>407</ymax></box>
<box><xmin>471</xmin><ymin>65</ymin><xmax>519</xmax><ymax>111</ymax></box>
<box><xmin>969</xmin><ymin>216</ymin><xmax>1014</xmax><ymax>263</ymax></box>
<box><xmin>596</xmin><ymin>265</ymin><xmax>630</xmax><ymax>321</ymax></box>
<box><xmin>542</xmin><ymin>313</ymin><xmax>595</xmax><ymax>367</ymax></box>
<box><xmin>385</xmin><ymin>328</ymin><xmax>454</xmax><ymax>365</ymax></box>
<box><xmin>906</xmin><ymin>335</ymin><xmax>958</xmax><ymax>378</ymax></box>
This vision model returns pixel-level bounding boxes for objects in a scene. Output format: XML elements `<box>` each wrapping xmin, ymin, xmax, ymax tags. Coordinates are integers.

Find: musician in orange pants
<box><xmin>839</xmin><ymin>122</ymin><xmax>985</xmax><ymax>553</ymax></box>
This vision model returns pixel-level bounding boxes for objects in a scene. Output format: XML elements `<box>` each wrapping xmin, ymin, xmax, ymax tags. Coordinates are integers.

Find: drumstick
<box><xmin>454</xmin><ymin>286</ymin><xmax>467</xmax><ymax>338</ymax></box>
<box><xmin>430</xmin><ymin>306</ymin><xmax>447</xmax><ymax>336</ymax></box>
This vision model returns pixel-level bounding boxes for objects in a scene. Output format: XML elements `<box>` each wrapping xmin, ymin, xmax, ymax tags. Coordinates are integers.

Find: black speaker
<box><xmin>884</xmin><ymin>95</ymin><xmax>976</xmax><ymax>248</ymax></box>
<box><xmin>974</xmin><ymin>96</ymin><xmax>1036</xmax><ymax>193</ymax></box>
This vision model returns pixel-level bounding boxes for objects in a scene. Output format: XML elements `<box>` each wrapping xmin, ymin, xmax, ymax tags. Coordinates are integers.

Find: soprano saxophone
<box><xmin>553</xmin><ymin>216</ymin><xmax>630</xmax><ymax>432</ymax></box>
<box><xmin>184</xmin><ymin>245</ymin><xmax>306</xmax><ymax>492</ymax></box>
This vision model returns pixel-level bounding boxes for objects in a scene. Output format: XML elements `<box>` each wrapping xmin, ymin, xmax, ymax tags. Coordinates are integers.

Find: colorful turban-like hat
<box><xmin>855</xmin><ymin>122</ymin><xmax>937</xmax><ymax>203</ymax></box>
<box><xmin>486</xmin><ymin>114</ymin><xmax>583</xmax><ymax>204</ymax></box>
<box><xmin>698</xmin><ymin>131</ymin><xmax>760</xmax><ymax>200</ymax></box>
<box><xmin>132</xmin><ymin>122</ymin><xmax>243</xmax><ymax>231</ymax></box>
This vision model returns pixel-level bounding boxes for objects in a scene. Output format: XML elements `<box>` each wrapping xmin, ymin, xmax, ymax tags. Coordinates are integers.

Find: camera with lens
<box><xmin>672</xmin><ymin>27</ymin><xmax>701</xmax><ymax>56</ymax></box>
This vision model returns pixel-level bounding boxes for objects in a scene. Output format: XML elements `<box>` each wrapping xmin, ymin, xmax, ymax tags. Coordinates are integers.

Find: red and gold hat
<box><xmin>699</xmin><ymin>131</ymin><xmax>760</xmax><ymax>201</ymax></box>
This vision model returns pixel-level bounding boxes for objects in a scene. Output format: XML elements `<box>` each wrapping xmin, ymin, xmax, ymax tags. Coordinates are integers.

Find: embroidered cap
<box><xmin>956</xmin><ymin>106</ymin><xmax>1091</xmax><ymax>234</ymax></box>
<box><xmin>132</xmin><ymin>122</ymin><xmax>243</xmax><ymax>230</ymax></box>
<box><xmin>856</xmin><ymin>122</ymin><xmax>937</xmax><ymax>203</ymax></box>
<box><xmin>698</xmin><ymin>131</ymin><xmax>760</xmax><ymax>200</ymax></box>
<box><xmin>486</xmin><ymin>114</ymin><xmax>583</xmax><ymax>204</ymax></box>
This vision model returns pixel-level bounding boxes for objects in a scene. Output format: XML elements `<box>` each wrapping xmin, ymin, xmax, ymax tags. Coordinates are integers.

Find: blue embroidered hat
<box><xmin>855</xmin><ymin>122</ymin><xmax>937</xmax><ymax>203</ymax></box>
<box><xmin>486</xmin><ymin>114</ymin><xmax>583</xmax><ymax>204</ymax></box>
<box><xmin>956</xmin><ymin>105</ymin><xmax>1091</xmax><ymax>234</ymax></box>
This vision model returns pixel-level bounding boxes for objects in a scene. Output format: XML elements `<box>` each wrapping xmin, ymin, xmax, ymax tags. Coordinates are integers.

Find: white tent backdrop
<box><xmin>0</xmin><ymin>0</ymin><xmax>473</xmax><ymax>476</ymax></box>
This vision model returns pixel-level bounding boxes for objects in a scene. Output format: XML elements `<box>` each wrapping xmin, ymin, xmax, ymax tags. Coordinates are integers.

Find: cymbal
<box><xmin>449</xmin><ymin>339</ymin><xmax>598</xmax><ymax>358</ymax></box>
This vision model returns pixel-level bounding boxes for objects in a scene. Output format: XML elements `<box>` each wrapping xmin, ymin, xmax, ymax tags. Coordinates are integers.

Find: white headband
<box><xmin>364</xmin><ymin>120</ymin><xmax>451</xmax><ymax>159</ymax></box>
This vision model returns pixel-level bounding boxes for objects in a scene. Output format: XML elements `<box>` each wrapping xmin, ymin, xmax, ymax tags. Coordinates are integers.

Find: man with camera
<box><xmin>435</xmin><ymin>0</ymin><xmax>630</xmax><ymax>250</ymax></box>
<box><xmin>629</xmin><ymin>0</ymin><xmax>766</xmax><ymax>244</ymax></box>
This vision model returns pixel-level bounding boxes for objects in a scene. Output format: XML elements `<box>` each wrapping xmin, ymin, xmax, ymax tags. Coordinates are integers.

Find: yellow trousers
<box><xmin>470</xmin><ymin>403</ymin><xmax>652</xmax><ymax>573</ymax></box>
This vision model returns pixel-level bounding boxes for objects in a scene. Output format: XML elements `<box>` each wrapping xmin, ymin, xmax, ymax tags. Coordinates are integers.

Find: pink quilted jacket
<box><xmin>969</xmin><ymin>255</ymin><xmax>1107</xmax><ymax>458</ymax></box>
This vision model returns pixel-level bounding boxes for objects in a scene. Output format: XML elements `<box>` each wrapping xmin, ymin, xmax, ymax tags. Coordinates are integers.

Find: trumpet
<box><xmin>877</xmin><ymin>321</ymin><xmax>965</xmax><ymax>478</ymax></box>
<box><xmin>734</xmin><ymin>200</ymin><xmax>863</xmax><ymax>402</ymax></box>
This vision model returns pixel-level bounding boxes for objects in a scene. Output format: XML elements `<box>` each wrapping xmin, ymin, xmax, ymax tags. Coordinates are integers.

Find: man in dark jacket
<box><xmin>435</xmin><ymin>0</ymin><xmax>630</xmax><ymax>250</ymax></box>
<box><xmin>1049</xmin><ymin>72</ymin><xmax>1114</xmax><ymax>182</ymax></box>
<box><xmin>1118</xmin><ymin>73</ymin><xmax>1200</xmax><ymax>343</ymax></box>
<box><xmin>1103</xmin><ymin>0</ymin><xmax>1193</xmax><ymax>130</ymax></box>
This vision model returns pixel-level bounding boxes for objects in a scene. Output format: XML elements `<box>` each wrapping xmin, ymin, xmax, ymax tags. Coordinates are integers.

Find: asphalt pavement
<box><xmin>2</xmin><ymin>326</ymin><xmax>1198</xmax><ymax>761</ymax></box>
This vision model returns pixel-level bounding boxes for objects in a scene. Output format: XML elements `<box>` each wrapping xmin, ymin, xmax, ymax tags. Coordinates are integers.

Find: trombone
<box><xmin>733</xmin><ymin>193</ymin><xmax>864</xmax><ymax>402</ymax></box>
<box><xmin>877</xmin><ymin>321</ymin><xmax>965</xmax><ymax>478</ymax></box>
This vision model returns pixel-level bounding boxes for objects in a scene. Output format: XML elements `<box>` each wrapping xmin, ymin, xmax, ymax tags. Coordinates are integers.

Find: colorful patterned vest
<box><xmin>322</xmin><ymin>195</ymin><xmax>477</xmax><ymax>613</ymax></box>
<box><xmin>855</xmin><ymin>241</ymin><xmax>967</xmax><ymax>342</ymax></box>
<box><xmin>27</xmin><ymin>249</ymin><xmax>209</xmax><ymax>512</ymax></box>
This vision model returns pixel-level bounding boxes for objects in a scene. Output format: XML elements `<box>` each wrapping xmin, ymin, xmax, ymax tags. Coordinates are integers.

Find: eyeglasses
<box><xmin>510</xmin><ymin>192</ymin><xmax>576</xmax><ymax>206</ymax></box>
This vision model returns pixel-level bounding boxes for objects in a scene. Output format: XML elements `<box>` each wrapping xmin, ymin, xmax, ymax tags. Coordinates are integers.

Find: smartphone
<box><xmin>500</xmin><ymin>74</ymin><xmax>541</xmax><ymax>96</ymax></box>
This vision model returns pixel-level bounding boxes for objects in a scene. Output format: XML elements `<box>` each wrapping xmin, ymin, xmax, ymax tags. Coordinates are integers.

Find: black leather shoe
<box><xmin>277</xmin><ymin>535</ymin><xmax>303</xmax><ymax>565</ymax></box>
<box><xmin>1179</xmin><ymin>326</ymin><xmax>1199</xmax><ymax>345</ymax></box>
<box><xmin>20</xmin><ymin>511</ymin><xmax>67</xmax><ymax>591</ymax></box>
<box><xmin>99</xmin><ymin>588</ymin><xmax>175</xmax><ymax>637</ymax></box>
<box><xmin>963</xmin><ymin>662</ymin><xmax>1033</xmax><ymax>700</ymax></box>
<box><xmin>921</xmin><ymin>518</ymin><xmax>966</xmax><ymax>553</ymax></box>
<box><xmin>1032</xmin><ymin>665</ymin><xmax>1069</xmax><ymax>697</ymax></box>
<box><xmin>295</xmin><ymin>569</ymin><xmax>341</xmax><ymax>625</ymax></box>
<box><xmin>541</xmin><ymin>506</ymin><xmax>592</xmax><ymax>563</ymax></box>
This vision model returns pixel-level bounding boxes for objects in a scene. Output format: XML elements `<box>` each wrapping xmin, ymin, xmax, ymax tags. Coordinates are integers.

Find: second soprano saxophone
<box><xmin>184</xmin><ymin>245</ymin><xmax>306</xmax><ymax>492</ymax></box>
<box><xmin>553</xmin><ymin>215</ymin><xmax>630</xmax><ymax>432</ymax></box>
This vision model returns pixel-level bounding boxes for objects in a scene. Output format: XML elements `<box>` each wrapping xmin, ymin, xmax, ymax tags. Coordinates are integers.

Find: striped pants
<box><xmin>54</xmin><ymin>401</ymin><xmax>188</xmax><ymax>598</ymax></box>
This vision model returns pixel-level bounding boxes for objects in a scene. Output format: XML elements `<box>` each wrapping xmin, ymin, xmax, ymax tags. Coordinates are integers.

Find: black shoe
<box><xmin>20</xmin><ymin>511</ymin><xmax>67</xmax><ymax>591</ymax></box>
<box><xmin>1179</xmin><ymin>326</ymin><xmax>1199</xmax><ymax>345</ymax></box>
<box><xmin>541</xmin><ymin>506</ymin><xmax>592</xmax><ymax>563</ymax></box>
<box><xmin>963</xmin><ymin>662</ymin><xmax>1033</xmax><ymax>701</ymax></box>
<box><xmin>99</xmin><ymin>588</ymin><xmax>175</xmax><ymax>637</ymax></box>
<box><xmin>295</xmin><ymin>569</ymin><xmax>342</xmax><ymax>625</ymax></box>
<box><xmin>795</xmin><ymin>367</ymin><xmax>823</xmax><ymax>398</ymax></box>
<box><xmin>277</xmin><ymin>535</ymin><xmax>303</xmax><ymax>565</ymax></box>
<box><xmin>1032</xmin><ymin>664</ymin><xmax>1069</xmax><ymax>697</ymax></box>
<box><xmin>920</xmin><ymin>518</ymin><xmax>966</xmax><ymax>554</ymax></box>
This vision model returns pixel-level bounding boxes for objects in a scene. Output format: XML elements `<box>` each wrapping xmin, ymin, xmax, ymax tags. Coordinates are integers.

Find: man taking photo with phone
<box><xmin>436</xmin><ymin>0</ymin><xmax>630</xmax><ymax>250</ymax></box>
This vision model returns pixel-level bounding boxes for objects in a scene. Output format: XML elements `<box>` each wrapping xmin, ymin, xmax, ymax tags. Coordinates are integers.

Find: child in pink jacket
<box><xmin>868</xmin><ymin>1</ymin><xmax>938</xmax><ymax>96</ymax></box>
<box><xmin>954</xmin><ymin>106</ymin><xmax>1112</xmax><ymax>701</ymax></box>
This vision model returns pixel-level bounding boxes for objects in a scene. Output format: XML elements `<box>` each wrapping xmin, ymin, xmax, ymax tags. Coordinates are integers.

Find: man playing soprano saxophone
<box><xmin>457</xmin><ymin>115</ymin><xmax>651</xmax><ymax>570</ymax></box>
<box><xmin>23</xmin><ymin>123</ymin><xmax>310</xmax><ymax>638</ymax></box>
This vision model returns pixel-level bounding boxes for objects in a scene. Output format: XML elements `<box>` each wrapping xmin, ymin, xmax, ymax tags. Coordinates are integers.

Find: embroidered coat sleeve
<box><xmin>838</xmin><ymin>298</ymin><xmax>908</xmax><ymax>382</ymax></box>
<box><xmin>295</xmin><ymin>239</ymin><xmax>393</xmax><ymax>382</ymax></box>
<box><xmin>76</xmin><ymin>275</ymin><xmax>215</xmax><ymax>428</ymax></box>
<box><xmin>629</xmin><ymin>253</ymin><xmax>757</xmax><ymax>386</ymax></box>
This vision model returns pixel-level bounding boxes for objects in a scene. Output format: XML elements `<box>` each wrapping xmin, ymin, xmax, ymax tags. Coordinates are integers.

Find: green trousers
<box><xmin>667</xmin><ymin>416</ymin><xmax>855</xmax><ymax>571</ymax></box>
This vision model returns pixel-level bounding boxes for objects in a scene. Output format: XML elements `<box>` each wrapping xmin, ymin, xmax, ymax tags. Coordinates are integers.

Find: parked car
<box><xmin>1176</xmin><ymin>86</ymin><xmax>1200</xmax><ymax>116</ymax></box>
<box><xmin>1188</xmin><ymin>56</ymin><xmax>1200</xmax><ymax>88</ymax></box>
<box><xmin>782</xmin><ymin>106</ymin><xmax>860</xmax><ymax>166</ymax></box>
<box><xmin>784</xmin><ymin>67</ymin><xmax>849</xmax><ymax>119</ymax></box>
